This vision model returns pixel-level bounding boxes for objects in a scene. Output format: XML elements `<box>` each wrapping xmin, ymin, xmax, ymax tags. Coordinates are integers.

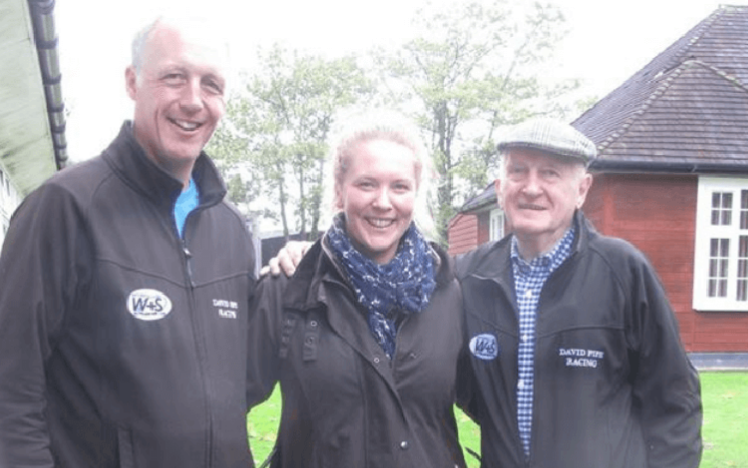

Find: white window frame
<box><xmin>693</xmin><ymin>176</ymin><xmax>748</xmax><ymax>311</ymax></box>
<box><xmin>489</xmin><ymin>208</ymin><xmax>505</xmax><ymax>241</ymax></box>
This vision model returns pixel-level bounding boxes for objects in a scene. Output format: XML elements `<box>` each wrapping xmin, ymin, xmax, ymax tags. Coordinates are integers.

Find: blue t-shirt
<box><xmin>174</xmin><ymin>178</ymin><xmax>199</xmax><ymax>238</ymax></box>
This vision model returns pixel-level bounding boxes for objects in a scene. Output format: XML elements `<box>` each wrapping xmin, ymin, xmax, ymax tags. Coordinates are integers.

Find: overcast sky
<box><xmin>55</xmin><ymin>0</ymin><xmax>737</xmax><ymax>162</ymax></box>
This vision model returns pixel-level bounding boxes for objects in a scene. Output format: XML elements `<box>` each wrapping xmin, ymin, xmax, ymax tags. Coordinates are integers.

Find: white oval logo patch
<box><xmin>469</xmin><ymin>333</ymin><xmax>499</xmax><ymax>360</ymax></box>
<box><xmin>127</xmin><ymin>289</ymin><xmax>172</xmax><ymax>321</ymax></box>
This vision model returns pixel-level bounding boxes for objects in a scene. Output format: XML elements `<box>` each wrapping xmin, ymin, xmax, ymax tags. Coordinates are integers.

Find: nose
<box><xmin>372</xmin><ymin>188</ymin><xmax>393</xmax><ymax>210</ymax></box>
<box><xmin>180</xmin><ymin>78</ymin><xmax>204</xmax><ymax>113</ymax></box>
<box><xmin>521</xmin><ymin>171</ymin><xmax>542</xmax><ymax>197</ymax></box>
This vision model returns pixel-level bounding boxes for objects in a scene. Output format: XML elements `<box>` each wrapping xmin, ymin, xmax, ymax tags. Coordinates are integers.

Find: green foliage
<box><xmin>209</xmin><ymin>0</ymin><xmax>587</xmax><ymax>238</ymax></box>
<box><xmin>371</xmin><ymin>0</ymin><xmax>578</xmax><ymax>240</ymax></box>
<box><xmin>209</xmin><ymin>45</ymin><xmax>374</xmax><ymax>238</ymax></box>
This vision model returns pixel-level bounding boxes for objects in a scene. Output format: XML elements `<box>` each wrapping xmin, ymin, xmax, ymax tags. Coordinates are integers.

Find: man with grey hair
<box><xmin>0</xmin><ymin>15</ymin><xmax>257</xmax><ymax>467</ymax></box>
<box><xmin>455</xmin><ymin>117</ymin><xmax>703</xmax><ymax>467</ymax></box>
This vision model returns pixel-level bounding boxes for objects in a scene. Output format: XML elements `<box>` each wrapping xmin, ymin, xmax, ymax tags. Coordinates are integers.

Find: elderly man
<box><xmin>0</xmin><ymin>16</ymin><xmax>256</xmax><ymax>467</ymax></box>
<box><xmin>456</xmin><ymin>118</ymin><xmax>702</xmax><ymax>467</ymax></box>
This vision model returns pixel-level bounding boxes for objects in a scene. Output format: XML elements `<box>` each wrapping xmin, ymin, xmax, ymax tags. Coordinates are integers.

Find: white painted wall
<box><xmin>0</xmin><ymin>165</ymin><xmax>22</xmax><ymax>249</ymax></box>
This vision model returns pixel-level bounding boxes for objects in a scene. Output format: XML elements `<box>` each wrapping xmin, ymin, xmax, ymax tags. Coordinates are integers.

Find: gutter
<box><xmin>28</xmin><ymin>0</ymin><xmax>67</xmax><ymax>169</ymax></box>
<box><xmin>590</xmin><ymin>159</ymin><xmax>748</xmax><ymax>175</ymax></box>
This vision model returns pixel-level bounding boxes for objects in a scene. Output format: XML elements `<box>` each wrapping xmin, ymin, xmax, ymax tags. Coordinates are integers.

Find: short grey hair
<box><xmin>131</xmin><ymin>17</ymin><xmax>162</xmax><ymax>76</ymax></box>
<box><xmin>129</xmin><ymin>15</ymin><xmax>232</xmax><ymax>87</ymax></box>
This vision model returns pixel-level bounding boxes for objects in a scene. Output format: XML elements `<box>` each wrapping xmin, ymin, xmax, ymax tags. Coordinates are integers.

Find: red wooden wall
<box><xmin>448</xmin><ymin>213</ymin><xmax>479</xmax><ymax>256</ymax></box>
<box><xmin>585</xmin><ymin>173</ymin><xmax>748</xmax><ymax>352</ymax></box>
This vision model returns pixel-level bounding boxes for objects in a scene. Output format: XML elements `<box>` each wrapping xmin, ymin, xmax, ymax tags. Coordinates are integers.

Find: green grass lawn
<box><xmin>247</xmin><ymin>371</ymin><xmax>748</xmax><ymax>467</ymax></box>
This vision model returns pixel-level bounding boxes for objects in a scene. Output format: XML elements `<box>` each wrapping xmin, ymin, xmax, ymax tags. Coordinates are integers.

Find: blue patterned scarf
<box><xmin>326</xmin><ymin>214</ymin><xmax>436</xmax><ymax>359</ymax></box>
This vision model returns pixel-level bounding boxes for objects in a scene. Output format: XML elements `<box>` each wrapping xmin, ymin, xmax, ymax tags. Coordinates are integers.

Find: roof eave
<box><xmin>29</xmin><ymin>0</ymin><xmax>68</xmax><ymax>170</ymax></box>
<box><xmin>591</xmin><ymin>159</ymin><xmax>748</xmax><ymax>174</ymax></box>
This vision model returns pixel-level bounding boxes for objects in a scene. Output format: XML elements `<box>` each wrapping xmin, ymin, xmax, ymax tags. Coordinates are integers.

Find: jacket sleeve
<box><xmin>246</xmin><ymin>274</ymin><xmax>287</xmax><ymax>408</ymax></box>
<box><xmin>0</xmin><ymin>183</ymin><xmax>91</xmax><ymax>468</ymax></box>
<box><xmin>626</xmin><ymin>251</ymin><xmax>703</xmax><ymax>468</ymax></box>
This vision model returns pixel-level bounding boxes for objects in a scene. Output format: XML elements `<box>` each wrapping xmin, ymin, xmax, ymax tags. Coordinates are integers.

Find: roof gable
<box><xmin>574</xmin><ymin>5</ymin><xmax>748</xmax><ymax>173</ymax></box>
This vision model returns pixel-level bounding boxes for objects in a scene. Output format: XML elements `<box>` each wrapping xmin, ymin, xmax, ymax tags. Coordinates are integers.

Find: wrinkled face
<box><xmin>496</xmin><ymin>148</ymin><xmax>592</xmax><ymax>255</ymax></box>
<box><xmin>335</xmin><ymin>139</ymin><xmax>418</xmax><ymax>265</ymax></box>
<box><xmin>125</xmin><ymin>22</ymin><xmax>226</xmax><ymax>182</ymax></box>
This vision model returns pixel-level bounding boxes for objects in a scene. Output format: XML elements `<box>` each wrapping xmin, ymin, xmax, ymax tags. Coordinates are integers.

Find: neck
<box><xmin>515</xmin><ymin>237</ymin><xmax>552</xmax><ymax>261</ymax></box>
<box><xmin>514</xmin><ymin>229</ymin><xmax>568</xmax><ymax>261</ymax></box>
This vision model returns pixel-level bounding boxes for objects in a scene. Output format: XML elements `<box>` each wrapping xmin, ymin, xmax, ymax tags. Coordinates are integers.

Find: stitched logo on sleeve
<box><xmin>469</xmin><ymin>333</ymin><xmax>499</xmax><ymax>360</ymax></box>
<box><xmin>127</xmin><ymin>289</ymin><xmax>172</xmax><ymax>321</ymax></box>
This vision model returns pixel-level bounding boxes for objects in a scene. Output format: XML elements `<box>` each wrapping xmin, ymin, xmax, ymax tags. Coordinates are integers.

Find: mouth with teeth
<box><xmin>170</xmin><ymin>118</ymin><xmax>202</xmax><ymax>132</ymax></box>
<box><xmin>367</xmin><ymin>218</ymin><xmax>396</xmax><ymax>228</ymax></box>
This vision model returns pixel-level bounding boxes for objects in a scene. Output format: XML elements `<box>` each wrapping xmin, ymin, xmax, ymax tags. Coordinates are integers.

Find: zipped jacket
<box><xmin>0</xmin><ymin>123</ymin><xmax>257</xmax><ymax>468</ymax></box>
<box><xmin>247</xmin><ymin>238</ymin><xmax>467</xmax><ymax>468</ymax></box>
<box><xmin>455</xmin><ymin>211</ymin><xmax>702</xmax><ymax>468</ymax></box>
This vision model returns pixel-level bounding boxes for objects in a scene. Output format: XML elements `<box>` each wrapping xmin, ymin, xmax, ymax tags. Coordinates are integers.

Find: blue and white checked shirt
<box><xmin>510</xmin><ymin>227</ymin><xmax>575</xmax><ymax>457</ymax></box>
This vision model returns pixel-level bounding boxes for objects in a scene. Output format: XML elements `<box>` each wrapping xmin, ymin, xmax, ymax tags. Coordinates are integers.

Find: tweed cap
<box><xmin>496</xmin><ymin>118</ymin><xmax>597</xmax><ymax>164</ymax></box>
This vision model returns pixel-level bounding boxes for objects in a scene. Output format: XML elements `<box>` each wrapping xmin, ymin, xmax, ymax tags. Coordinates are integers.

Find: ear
<box><xmin>576</xmin><ymin>173</ymin><xmax>593</xmax><ymax>209</ymax></box>
<box><xmin>125</xmin><ymin>66</ymin><xmax>138</xmax><ymax>101</ymax></box>
<box><xmin>333</xmin><ymin>185</ymin><xmax>344</xmax><ymax>212</ymax></box>
<box><xmin>493</xmin><ymin>178</ymin><xmax>503</xmax><ymax>208</ymax></box>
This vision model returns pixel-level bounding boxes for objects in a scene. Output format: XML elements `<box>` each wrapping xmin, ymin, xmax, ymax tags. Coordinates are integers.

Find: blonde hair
<box><xmin>325</xmin><ymin>110</ymin><xmax>437</xmax><ymax>240</ymax></box>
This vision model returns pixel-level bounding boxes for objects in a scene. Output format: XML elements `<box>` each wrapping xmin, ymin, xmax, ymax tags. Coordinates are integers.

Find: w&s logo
<box><xmin>469</xmin><ymin>333</ymin><xmax>499</xmax><ymax>360</ymax></box>
<box><xmin>127</xmin><ymin>289</ymin><xmax>173</xmax><ymax>321</ymax></box>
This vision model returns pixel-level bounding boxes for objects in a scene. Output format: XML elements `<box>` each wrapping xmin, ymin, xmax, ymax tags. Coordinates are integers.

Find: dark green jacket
<box><xmin>248</xmin><ymin>238</ymin><xmax>466</xmax><ymax>468</ymax></box>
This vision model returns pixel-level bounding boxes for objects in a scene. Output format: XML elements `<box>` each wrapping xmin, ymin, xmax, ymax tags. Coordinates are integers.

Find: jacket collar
<box><xmin>462</xmin><ymin>210</ymin><xmax>594</xmax><ymax>282</ymax></box>
<box><xmin>101</xmin><ymin>121</ymin><xmax>227</xmax><ymax>213</ymax></box>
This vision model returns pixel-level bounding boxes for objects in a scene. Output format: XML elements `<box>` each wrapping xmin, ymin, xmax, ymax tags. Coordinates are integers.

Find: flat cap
<box><xmin>496</xmin><ymin>118</ymin><xmax>597</xmax><ymax>164</ymax></box>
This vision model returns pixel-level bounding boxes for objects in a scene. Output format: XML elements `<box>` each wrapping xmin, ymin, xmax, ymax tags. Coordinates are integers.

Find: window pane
<box><xmin>723</xmin><ymin>210</ymin><xmax>732</xmax><ymax>226</ymax></box>
<box><xmin>721</xmin><ymin>240</ymin><xmax>730</xmax><ymax>257</ymax></box>
<box><xmin>738</xmin><ymin>281</ymin><xmax>747</xmax><ymax>302</ymax></box>
<box><xmin>708</xmin><ymin>238</ymin><xmax>730</xmax><ymax>298</ymax></box>
<box><xmin>737</xmin><ymin>236</ymin><xmax>748</xmax><ymax>302</ymax></box>
<box><xmin>711</xmin><ymin>192</ymin><xmax>733</xmax><ymax>226</ymax></box>
<box><xmin>711</xmin><ymin>193</ymin><xmax>721</xmax><ymax>225</ymax></box>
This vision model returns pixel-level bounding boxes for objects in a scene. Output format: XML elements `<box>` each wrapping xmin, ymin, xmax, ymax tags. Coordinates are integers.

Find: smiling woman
<box><xmin>246</xmin><ymin>110</ymin><xmax>468</xmax><ymax>468</ymax></box>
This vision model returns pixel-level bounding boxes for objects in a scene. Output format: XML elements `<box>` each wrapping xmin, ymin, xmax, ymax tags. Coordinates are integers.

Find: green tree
<box><xmin>210</xmin><ymin>44</ymin><xmax>374</xmax><ymax>240</ymax></box>
<box><xmin>371</xmin><ymin>0</ymin><xmax>578</xmax><ymax>241</ymax></box>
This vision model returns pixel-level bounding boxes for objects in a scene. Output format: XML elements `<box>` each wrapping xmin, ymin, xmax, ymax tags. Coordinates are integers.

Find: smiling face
<box><xmin>125</xmin><ymin>21</ymin><xmax>227</xmax><ymax>186</ymax></box>
<box><xmin>496</xmin><ymin>147</ymin><xmax>592</xmax><ymax>259</ymax></box>
<box><xmin>335</xmin><ymin>139</ymin><xmax>418</xmax><ymax>265</ymax></box>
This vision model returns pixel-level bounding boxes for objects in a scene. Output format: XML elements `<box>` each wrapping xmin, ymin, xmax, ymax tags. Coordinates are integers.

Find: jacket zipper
<box><xmin>179</xmin><ymin>212</ymin><xmax>214</xmax><ymax>467</ymax></box>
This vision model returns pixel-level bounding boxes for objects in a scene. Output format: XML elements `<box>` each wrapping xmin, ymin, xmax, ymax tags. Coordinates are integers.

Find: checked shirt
<box><xmin>510</xmin><ymin>227</ymin><xmax>575</xmax><ymax>457</ymax></box>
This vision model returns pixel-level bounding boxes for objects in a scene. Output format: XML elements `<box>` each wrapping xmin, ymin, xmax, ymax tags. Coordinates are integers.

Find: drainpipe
<box><xmin>28</xmin><ymin>0</ymin><xmax>68</xmax><ymax>169</ymax></box>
